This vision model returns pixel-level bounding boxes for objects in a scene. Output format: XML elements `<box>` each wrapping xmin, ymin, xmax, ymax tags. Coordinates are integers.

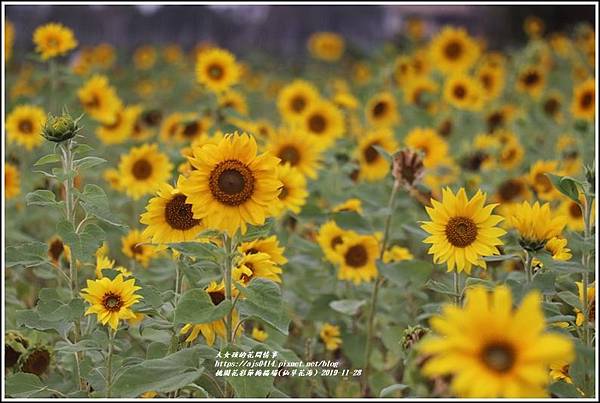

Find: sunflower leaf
<box><xmin>25</xmin><ymin>189</ymin><xmax>63</xmax><ymax>208</ymax></box>
<box><xmin>79</xmin><ymin>184</ymin><xmax>127</xmax><ymax>229</ymax></box>
<box><xmin>222</xmin><ymin>344</ymin><xmax>275</xmax><ymax>398</ymax></box>
<box><xmin>174</xmin><ymin>288</ymin><xmax>232</xmax><ymax>324</ymax></box>
<box><xmin>235</xmin><ymin>278</ymin><xmax>290</xmax><ymax>335</ymax></box>
<box><xmin>57</xmin><ymin>220</ymin><xmax>105</xmax><ymax>264</ymax></box>
<box><xmin>73</xmin><ymin>156</ymin><xmax>106</xmax><ymax>171</ymax></box>
<box><xmin>5</xmin><ymin>241</ymin><xmax>50</xmax><ymax>268</ymax></box>
<box><xmin>545</xmin><ymin>173</ymin><xmax>584</xmax><ymax>203</ymax></box>
<box><xmin>5</xmin><ymin>373</ymin><xmax>49</xmax><ymax>398</ymax></box>
<box><xmin>33</xmin><ymin>153</ymin><xmax>61</xmax><ymax>166</ymax></box>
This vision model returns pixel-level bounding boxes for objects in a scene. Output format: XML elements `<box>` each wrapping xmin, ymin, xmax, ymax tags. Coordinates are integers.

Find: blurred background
<box><xmin>5</xmin><ymin>4</ymin><xmax>596</xmax><ymax>59</ymax></box>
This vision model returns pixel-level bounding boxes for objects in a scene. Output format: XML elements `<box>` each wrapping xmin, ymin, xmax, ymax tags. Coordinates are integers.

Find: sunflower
<box><xmin>443</xmin><ymin>74</ymin><xmax>484</xmax><ymax>111</ymax></box>
<box><xmin>95</xmin><ymin>254</ymin><xmax>115</xmax><ymax>278</ymax></box>
<box><xmin>355</xmin><ymin>128</ymin><xmax>399</xmax><ymax>181</ymax></box>
<box><xmin>77</xmin><ymin>75</ymin><xmax>123</xmax><ymax>124</ymax></box>
<box><xmin>421</xmin><ymin>187</ymin><xmax>506</xmax><ymax>274</ymax></box>
<box><xmin>33</xmin><ymin>22</ymin><xmax>77</xmax><ymax>60</ymax></box>
<box><xmin>80</xmin><ymin>274</ymin><xmax>143</xmax><ymax>330</ymax></box>
<box><xmin>301</xmin><ymin>100</ymin><xmax>345</xmax><ymax>149</ymax></box>
<box><xmin>251</xmin><ymin>326</ymin><xmax>269</xmax><ymax>342</ymax></box>
<box><xmin>140</xmin><ymin>177</ymin><xmax>205</xmax><ymax>244</ymax></box>
<box><xmin>177</xmin><ymin>114</ymin><xmax>212</xmax><ymax>143</ymax></box>
<box><xmin>418</xmin><ymin>285</ymin><xmax>574</xmax><ymax>398</ymax></box>
<box><xmin>6</xmin><ymin>105</ymin><xmax>46</xmax><ymax>150</ymax></box>
<box><xmin>5</xmin><ymin>20</ymin><xmax>15</xmax><ymax>62</ymax></box>
<box><xmin>103</xmin><ymin>168</ymin><xmax>123</xmax><ymax>192</ymax></box>
<box><xmin>238</xmin><ymin>235</ymin><xmax>288</xmax><ymax>266</ymax></box>
<box><xmin>365</xmin><ymin>92</ymin><xmax>400</xmax><ymax>128</ymax></box>
<box><xmin>528</xmin><ymin>160</ymin><xmax>562</xmax><ymax>201</ymax></box>
<box><xmin>159</xmin><ymin>112</ymin><xmax>185</xmax><ymax>143</ymax></box>
<box><xmin>118</xmin><ymin>143</ymin><xmax>173</xmax><ymax>200</ymax></box>
<box><xmin>307</xmin><ymin>32</ymin><xmax>345</xmax><ymax>62</ymax></box>
<box><xmin>404</xmin><ymin>76</ymin><xmax>439</xmax><ymax>111</ymax></box>
<box><xmin>317</xmin><ymin>221</ymin><xmax>350</xmax><ymax>263</ymax></box>
<box><xmin>5</xmin><ymin>163</ymin><xmax>21</xmax><ymax>200</ymax></box>
<box><xmin>429</xmin><ymin>26</ymin><xmax>480</xmax><ymax>74</ymax></box>
<box><xmin>163</xmin><ymin>43</ymin><xmax>184</xmax><ymax>65</ymax></box>
<box><xmin>477</xmin><ymin>64</ymin><xmax>505</xmax><ymax>101</ymax></box>
<box><xmin>277</xmin><ymin>80</ymin><xmax>320</xmax><ymax>123</ymax></box>
<box><xmin>121</xmin><ymin>229</ymin><xmax>159</xmax><ymax>268</ymax></box>
<box><xmin>498</xmin><ymin>136</ymin><xmax>525</xmax><ymax>170</ymax></box>
<box><xmin>542</xmin><ymin>91</ymin><xmax>564</xmax><ymax>122</ymax></box>
<box><xmin>265</xmin><ymin>128</ymin><xmax>322</xmax><ymax>179</ymax></box>
<box><xmin>571</xmin><ymin>79</ymin><xmax>595</xmax><ymax>121</ymax></box>
<box><xmin>524</xmin><ymin>16</ymin><xmax>545</xmax><ymax>38</ymax></box>
<box><xmin>233</xmin><ymin>252</ymin><xmax>282</xmax><ymax>285</ymax></box>
<box><xmin>494</xmin><ymin>177</ymin><xmax>532</xmax><ymax>209</ymax></box>
<box><xmin>219</xmin><ymin>90</ymin><xmax>248</xmax><ymax>117</ymax></box>
<box><xmin>575</xmin><ymin>281</ymin><xmax>595</xmax><ymax>326</ymax></box>
<box><xmin>271</xmin><ymin>163</ymin><xmax>308</xmax><ymax>216</ymax></box>
<box><xmin>383</xmin><ymin>245</ymin><xmax>414</xmax><ymax>263</ymax></box>
<box><xmin>133</xmin><ymin>45</ymin><xmax>157</xmax><ymax>70</ymax></box>
<box><xmin>558</xmin><ymin>196</ymin><xmax>587</xmax><ymax>232</ymax></box>
<box><xmin>179</xmin><ymin>133</ymin><xmax>281</xmax><ymax>236</ymax></box>
<box><xmin>331</xmin><ymin>232</ymin><xmax>379</xmax><ymax>285</ymax></box>
<box><xmin>504</xmin><ymin>201</ymin><xmax>567</xmax><ymax>251</ymax></box>
<box><xmin>352</xmin><ymin>62</ymin><xmax>371</xmax><ymax>85</ymax></box>
<box><xmin>549</xmin><ymin>361</ymin><xmax>574</xmax><ymax>384</ymax></box>
<box><xmin>545</xmin><ymin>237</ymin><xmax>572</xmax><ymax>261</ymax></box>
<box><xmin>404</xmin><ymin>127</ymin><xmax>449</xmax><ymax>168</ymax></box>
<box><xmin>195</xmin><ymin>47</ymin><xmax>240</xmax><ymax>93</ymax></box>
<box><xmin>332</xmin><ymin>198</ymin><xmax>363</xmax><ymax>214</ymax></box>
<box><xmin>47</xmin><ymin>235</ymin><xmax>71</xmax><ymax>266</ymax></box>
<box><xmin>95</xmin><ymin>106</ymin><xmax>137</xmax><ymax>145</ymax></box>
<box><xmin>516</xmin><ymin>67</ymin><xmax>546</xmax><ymax>98</ymax></box>
<box><xmin>320</xmin><ymin>323</ymin><xmax>342</xmax><ymax>351</ymax></box>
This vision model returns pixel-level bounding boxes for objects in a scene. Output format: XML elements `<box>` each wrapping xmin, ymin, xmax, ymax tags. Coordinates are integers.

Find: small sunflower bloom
<box><xmin>33</xmin><ymin>22</ymin><xmax>77</xmax><ymax>60</ymax></box>
<box><xmin>320</xmin><ymin>323</ymin><xmax>342</xmax><ymax>351</ymax></box>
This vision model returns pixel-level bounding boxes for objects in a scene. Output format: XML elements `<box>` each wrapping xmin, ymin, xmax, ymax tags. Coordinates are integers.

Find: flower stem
<box><xmin>106</xmin><ymin>328</ymin><xmax>116</xmax><ymax>398</ymax></box>
<box><xmin>524</xmin><ymin>250</ymin><xmax>533</xmax><ymax>283</ymax></box>
<box><xmin>581</xmin><ymin>196</ymin><xmax>593</xmax><ymax>347</ymax></box>
<box><xmin>453</xmin><ymin>271</ymin><xmax>461</xmax><ymax>305</ymax></box>
<box><xmin>362</xmin><ymin>181</ymin><xmax>400</xmax><ymax>396</ymax></box>
<box><xmin>222</xmin><ymin>234</ymin><xmax>234</xmax><ymax>345</ymax></box>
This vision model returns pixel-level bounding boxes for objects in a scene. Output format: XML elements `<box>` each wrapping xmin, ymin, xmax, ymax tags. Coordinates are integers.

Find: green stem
<box><xmin>49</xmin><ymin>59</ymin><xmax>58</xmax><ymax>113</ymax></box>
<box><xmin>362</xmin><ymin>181</ymin><xmax>400</xmax><ymax>397</ymax></box>
<box><xmin>106</xmin><ymin>328</ymin><xmax>116</xmax><ymax>398</ymax></box>
<box><xmin>524</xmin><ymin>250</ymin><xmax>533</xmax><ymax>283</ymax></box>
<box><xmin>453</xmin><ymin>271</ymin><xmax>461</xmax><ymax>305</ymax></box>
<box><xmin>222</xmin><ymin>234</ymin><xmax>234</xmax><ymax>345</ymax></box>
<box><xmin>581</xmin><ymin>196</ymin><xmax>593</xmax><ymax>347</ymax></box>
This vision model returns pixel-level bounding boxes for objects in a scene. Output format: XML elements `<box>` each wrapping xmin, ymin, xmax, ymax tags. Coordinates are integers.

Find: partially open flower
<box><xmin>42</xmin><ymin>110</ymin><xmax>83</xmax><ymax>143</ymax></box>
<box><xmin>392</xmin><ymin>148</ymin><xmax>425</xmax><ymax>189</ymax></box>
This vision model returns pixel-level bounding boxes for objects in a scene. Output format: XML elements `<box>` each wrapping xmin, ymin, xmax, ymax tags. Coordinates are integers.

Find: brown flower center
<box><xmin>84</xmin><ymin>94</ymin><xmax>101</xmax><ymax>109</ymax></box>
<box><xmin>143</xmin><ymin>110</ymin><xmax>162</xmax><ymax>127</ymax></box>
<box><xmin>20</xmin><ymin>349</ymin><xmax>51</xmax><ymax>376</ymax></box>
<box><xmin>164</xmin><ymin>194</ymin><xmax>200</xmax><ymax>230</ymax></box>
<box><xmin>209</xmin><ymin>159</ymin><xmax>255</xmax><ymax>206</ymax></box>
<box><xmin>103</xmin><ymin>112</ymin><xmax>123</xmax><ymax>130</ymax></box>
<box><xmin>569</xmin><ymin>202</ymin><xmax>582</xmax><ymax>218</ymax></box>
<box><xmin>544</xmin><ymin>98</ymin><xmax>560</xmax><ymax>116</ymax></box>
<box><xmin>445</xmin><ymin>216</ymin><xmax>478</xmax><ymax>247</ymax></box>
<box><xmin>102</xmin><ymin>292</ymin><xmax>124</xmax><ymax>312</ymax></box>
<box><xmin>49</xmin><ymin>239</ymin><xmax>64</xmax><ymax>262</ymax></box>
<box><xmin>481</xmin><ymin>342</ymin><xmax>516</xmax><ymax>373</ymax></box>
<box><xmin>330</xmin><ymin>235</ymin><xmax>343</xmax><ymax>250</ymax></box>
<box><xmin>363</xmin><ymin>142</ymin><xmax>380</xmax><ymax>164</ymax></box>
<box><xmin>534</xmin><ymin>172</ymin><xmax>553</xmax><ymax>192</ymax></box>
<box><xmin>487</xmin><ymin>111</ymin><xmax>504</xmax><ymax>132</ymax></box>
<box><xmin>498</xmin><ymin>179</ymin><xmax>524</xmax><ymax>202</ymax></box>
<box><xmin>278</xmin><ymin>145</ymin><xmax>301</xmax><ymax>166</ymax></box>
<box><xmin>523</xmin><ymin>71</ymin><xmax>540</xmax><ymax>86</ymax></box>
<box><xmin>480</xmin><ymin>73</ymin><xmax>493</xmax><ymax>90</ymax></box>
<box><xmin>208</xmin><ymin>290</ymin><xmax>225</xmax><ymax>305</ymax></box>
<box><xmin>182</xmin><ymin>121</ymin><xmax>200</xmax><ymax>138</ymax></box>
<box><xmin>18</xmin><ymin>119</ymin><xmax>33</xmax><ymax>134</ymax></box>
<box><xmin>444</xmin><ymin>41</ymin><xmax>463</xmax><ymax>60</ymax></box>
<box><xmin>580</xmin><ymin>91</ymin><xmax>593</xmax><ymax>109</ymax></box>
<box><xmin>208</xmin><ymin>64</ymin><xmax>224</xmax><ymax>80</ymax></box>
<box><xmin>372</xmin><ymin>101</ymin><xmax>388</xmax><ymax>118</ymax></box>
<box><xmin>345</xmin><ymin>244</ymin><xmax>368</xmax><ymax>268</ymax></box>
<box><xmin>438</xmin><ymin>119</ymin><xmax>452</xmax><ymax>137</ymax></box>
<box><xmin>132</xmin><ymin>158</ymin><xmax>153</xmax><ymax>180</ymax></box>
<box><xmin>308</xmin><ymin>113</ymin><xmax>326</xmax><ymax>134</ymax></box>
<box><xmin>453</xmin><ymin>84</ymin><xmax>467</xmax><ymax>99</ymax></box>
<box><xmin>130</xmin><ymin>243</ymin><xmax>144</xmax><ymax>255</ymax></box>
<box><xmin>291</xmin><ymin>95</ymin><xmax>306</xmax><ymax>113</ymax></box>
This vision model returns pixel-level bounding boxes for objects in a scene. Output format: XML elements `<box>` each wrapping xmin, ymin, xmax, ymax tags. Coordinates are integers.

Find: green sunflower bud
<box><xmin>5</xmin><ymin>331</ymin><xmax>30</xmax><ymax>369</ymax></box>
<box><xmin>17</xmin><ymin>344</ymin><xmax>52</xmax><ymax>376</ymax></box>
<box><xmin>42</xmin><ymin>110</ymin><xmax>83</xmax><ymax>143</ymax></box>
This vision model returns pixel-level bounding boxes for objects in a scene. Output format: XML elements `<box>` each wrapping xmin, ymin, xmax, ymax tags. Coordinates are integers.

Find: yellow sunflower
<box><xmin>331</xmin><ymin>232</ymin><xmax>379</xmax><ymax>285</ymax></box>
<box><xmin>528</xmin><ymin>160</ymin><xmax>563</xmax><ymax>201</ymax></box>
<box><xmin>352</xmin><ymin>62</ymin><xmax>371</xmax><ymax>86</ymax></box>
<box><xmin>504</xmin><ymin>201</ymin><xmax>567</xmax><ymax>251</ymax></box>
<box><xmin>418</xmin><ymin>285</ymin><xmax>574</xmax><ymax>398</ymax></box>
<box><xmin>524</xmin><ymin>16</ymin><xmax>545</xmax><ymax>38</ymax></box>
<box><xmin>404</xmin><ymin>76</ymin><xmax>439</xmax><ymax>111</ymax></box>
<box><xmin>571</xmin><ymin>79</ymin><xmax>595</xmax><ymax>121</ymax></box>
<box><xmin>443</xmin><ymin>74</ymin><xmax>484</xmax><ymax>111</ymax></box>
<box><xmin>77</xmin><ymin>74</ymin><xmax>123</xmax><ymax>124</ymax></box>
<box><xmin>140</xmin><ymin>177</ymin><xmax>205</xmax><ymax>244</ymax></box>
<box><xmin>121</xmin><ymin>229</ymin><xmax>160</xmax><ymax>268</ymax></box>
<box><xmin>355</xmin><ymin>128</ymin><xmax>399</xmax><ymax>181</ymax></box>
<box><xmin>494</xmin><ymin>177</ymin><xmax>532</xmax><ymax>211</ymax></box>
<box><xmin>251</xmin><ymin>326</ymin><xmax>269</xmax><ymax>342</ymax></box>
<box><xmin>177</xmin><ymin>114</ymin><xmax>212</xmax><ymax>143</ymax></box>
<box><xmin>549</xmin><ymin>361</ymin><xmax>573</xmax><ymax>385</ymax></box>
<box><xmin>80</xmin><ymin>274</ymin><xmax>143</xmax><ymax>330</ymax></box>
<box><xmin>320</xmin><ymin>323</ymin><xmax>342</xmax><ymax>351</ymax></box>
<box><xmin>429</xmin><ymin>26</ymin><xmax>480</xmax><ymax>74</ymax></box>
<box><xmin>103</xmin><ymin>168</ymin><xmax>123</xmax><ymax>192</ymax></box>
<box><xmin>302</xmin><ymin>100</ymin><xmax>345</xmax><ymax>149</ymax></box>
<box><xmin>542</xmin><ymin>91</ymin><xmax>564</xmax><ymax>122</ymax></box>
<box><xmin>5</xmin><ymin>20</ymin><xmax>15</xmax><ymax>62</ymax></box>
<box><xmin>307</xmin><ymin>32</ymin><xmax>345</xmax><ymax>62</ymax></box>
<box><xmin>477</xmin><ymin>64</ymin><xmax>505</xmax><ymax>101</ymax></box>
<box><xmin>404</xmin><ymin>127</ymin><xmax>449</xmax><ymax>168</ymax></box>
<box><xmin>516</xmin><ymin>67</ymin><xmax>546</xmax><ymax>98</ymax></box>
<box><xmin>195</xmin><ymin>47</ymin><xmax>240</xmax><ymax>93</ymax></box>
<box><xmin>277</xmin><ymin>80</ymin><xmax>320</xmax><ymax>123</ymax></box>
<box><xmin>271</xmin><ymin>163</ymin><xmax>308</xmax><ymax>216</ymax></box>
<box><xmin>558</xmin><ymin>194</ymin><xmax>594</xmax><ymax>232</ymax></box>
<box><xmin>219</xmin><ymin>90</ymin><xmax>248</xmax><ymax>117</ymax></box>
<box><xmin>545</xmin><ymin>237</ymin><xmax>572</xmax><ymax>261</ymax></box>
<box><xmin>5</xmin><ymin>163</ymin><xmax>21</xmax><ymax>200</ymax></box>
<box><xmin>332</xmin><ymin>198</ymin><xmax>363</xmax><ymax>214</ymax></box>
<box><xmin>6</xmin><ymin>105</ymin><xmax>46</xmax><ymax>150</ymax></box>
<box><xmin>265</xmin><ymin>128</ymin><xmax>322</xmax><ymax>179</ymax></box>
<box><xmin>365</xmin><ymin>92</ymin><xmax>400</xmax><ymax>128</ymax></box>
<box><xmin>238</xmin><ymin>235</ymin><xmax>288</xmax><ymax>266</ymax></box>
<box><xmin>133</xmin><ymin>45</ymin><xmax>157</xmax><ymax>70</ymax></box>
<box><xmin>421</xmin><ymin>187</ymin><xmax>506</xmax><ymax>274</ymax></box>
<box><xmin>179</xmin><ymin>133</ymin><xmax>281</xmax><ymax>236</ymax></box>
<box><xmin>317</xmin><ymin>221</ymin><xmax>349</xmax><ymax>264</ymax></box>
<box><xmin>233</xmin><ymin>252</ymin><xmax>282</xmax><ymax>285</ymax></box>
<box><xmin>33</xmin><ymin>22</ymin><xmax>77</xmax><ymax>60</ymax></box>
<box><xmin>95</xmin><ymin>106</ymin><xmax>137</xmax><ymax>145</ymax></box>
<box><xmin>159</xmin><ymin>112</ymin><xmax>185</xmax><ymax>143</ymax></box>
<box><xmin>383</xmin><ymin>245</ymin><xmax>414</xmax><ymax>263</ymax></box>
<box><xmin>118</xmin><ymin>143</ymin><xmax>173</xmax><ymax>200</ymax></box>
<box><xmin>498</xmin><ymin>135</ymin><xmax>525</xmax><ymax>170</ymax></box>
<box><xmin>575</xmin><ymin>281</ymin><xmax>595</xmax><ymax>327</ymax></box>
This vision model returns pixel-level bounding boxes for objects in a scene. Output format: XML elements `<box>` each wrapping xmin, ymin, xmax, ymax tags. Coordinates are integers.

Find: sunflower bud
<box><xmin>401</xmin><ymin>325</ymin><xmax>429</xmax><ymax>351</ymax></box>
<box><xmin>42</xmin><ymin>110</ymin><xmax>82</xmax><ymax>143</ymax></box>
<box><xmin>392</xmin><ymin>148</ymin><xmax>425</xmax><ymax>189</ymax></box>
<box><xmin>5</xmin><ymin>331</ymin><xmax>30</xmax><ymax>369</ymax></box>
<box><xmin>17</xmin><ymin>344</ymin><xmax>52</xmax><ymax>376</ymax></box>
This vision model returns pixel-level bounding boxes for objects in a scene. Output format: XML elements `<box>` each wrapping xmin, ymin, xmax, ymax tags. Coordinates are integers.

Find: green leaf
<box><xmin>549</xmin><ymin>381</ymin><xmax>581</xmax><ymax>398</ymax></box>
<box><xmin>546</xmin><ymin>173</ymin><xmax>584</xmax><ymax>203</ymax></box>
<box><xmin>379</xmin><ymin>383</ymin><xmax>408</xmax><ymax>397</ymax></box>
<box><xmin>530</xmin><ymin>271</ymin><xmax>556</xmax><ymax>294</ymax></box>
<box><xmin>174</xmin><ymin>288</ymin><xmax>232</xmax><ymax>324</ymax></box>
<box><xmin>110</xmin><ymin>347</ymin><xmax>205</xmax><ymax>398</ymax></box>
<box><xmin>5</xmin><ymin>241</ymin><xmax>50</xmax><ymax>268</ymax></box>
<box><xmin>378</xmin><ymin>260</ymin><xmax>433</xmax><ymax>287</ymax></box>
<box><xmin>34</xmin><ymin>153</ymin><xmax>61</xmax><ymax>166</ymax></box>
<box><xmin>15</xmin><ymin>309</ymin><xmax>72</xmax><ymax>338</ymax></box>
<box><xmin>72</xmin><ymin>143</ymin><xmax>94</xmax><ymax>156</ymax></box>
<box><xmin>25</xmin><ymin>190</ymin><xmax>63</xmax><ymax>207</ymax></box>
<box><xmin>167</xmin><ymin>242</ymin><xmax>221</xmax><ymax>260</ymax></box>
<box><xmin>425</xmin><ymin>279</ymin><xmax>454</xmax><ymax>296</ymax></box>
<box><xmin>55</xmin><ymin>339</ymin><xmax>103</xmax><ymax>353</ymax></box>
<box><xmin>5</xmin><ymin>373</ymin><xmax>48</xmax><ymax>398</ymax></box>
<box><xmin>138</xmin><ymin>285</ymin><xmax>163</xmax><ymax>309</ymax></box>
<box><xmin>79</xmin><ymin>184</ymin><xmax>127</xmax><ymax>229</ymax></box>
<box><xmin>329</xmin><ymin>299</ymin><xmax>366</xmax><ymax>316</ymax></box>
<box><xmin>235</xmin><ymin>278</ymin><xmax>290</xmax><ymax>335</ymax></box>
<box><xmin>557</xmin><ymin>291</ymin><xmax>583</xmax><ymax>311</ymax></box>
<box><xmin>332</xmin><ymin>211</ymin><xmax>371</xmax><ymax>232</ymax></box>
<box><xmin>73</xmin><ymin>156</ymin><xmax>106</xmax><ymax>170</ymax></box>
<box><xmin>243</xmin><ymin>218</ymin><xmax>275</xmax><ymax>241</ymax></box>
<box><xmin>57</xmin><ymin>219</ymin><xmax>105</xmax><ymax>263</ymax></box>
<box><xmin>223</xmin><ymin>344</ymin><xmax>274</xmax><ymax>397</ymax></box>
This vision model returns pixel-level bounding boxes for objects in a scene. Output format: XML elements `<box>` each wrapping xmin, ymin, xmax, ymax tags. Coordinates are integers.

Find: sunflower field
<box><xmin>3</xmin><ymin>8</ymin><xmax>597</xmax><ymax>400</ymax></box>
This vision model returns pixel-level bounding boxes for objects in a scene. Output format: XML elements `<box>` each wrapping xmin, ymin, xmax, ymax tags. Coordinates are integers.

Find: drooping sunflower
<box><xmin>365</xmin><ymin>92</ymin><xmax>400</xmax><ymax>128</ymax></box>
<box><xmin>307</xmin><ymin>32</ymin><xmax>345</xmax><ymax>62</ymax></box>
<box><xmin>516</xmin><ymin>67</ymin><xmax>546</xmax><ymax>98</ymax></box>
<box><xmin>528</xmin><ymin>160</ymin><xmax>563</xmax><ymax>201</ymax></box>
<box><xmin>95</xmin><ymin>106</ymin><xmax>137</xmax><ymax>145</ymax></box>
<box><xmin>421</xmin><ymin>187</ymin><xmax>506</xmax><ymax>274</ymax></box>
<box><xmin>404</xmin><ymin>127</ymin><xmax>449</xmax><ymax>168</ymax></box>
<box><xmin>5</xmin><ymin>163</ymin><xmax>21</xmax><ymax>200</ymax></box>
<box><xmin>118</xmin><ymin>143</ymin><xmax>173</xmax><ymax>200</ymax></box>
<box><xmin>33</xmin><ymin>22</ymin><xmax>77</xmax><ymax>60</ymax></box>
<box><xmin>121</xmin><ymin>229</ymin><xmax>160</xmax><ymax>268</ymax></box>
<box><xmin>233</xmin><ymin>252</ymin><xmax>282</xmax><ymax>285</ymax></box>
<box><xmin>179</xmin><ymin>133</ymin><xmax>281</xmax><ymax>236</ymax></box>
<box><xmin>195</xmin><ymin>47</ymin><xmax>240</xmax><ymax>93</ymax></box>
<box><xmin>140</xmin><ymin>177</ymin><xmax>205</xmax><ymax>244</ymax></box>
<box><xmin>277</xmin><ymin>80</ymin><xmax>320</xmax><ymax>123</ymax></box>
<box><xmin>77</xmin><ymin>75</ymin><xmax>123</xmax><ymax>124</ymax></box>
<box><xmin>317</xmin><ymin>221</ymin><xmax>350</xmax><ymax>264</ymax></box>
<box><xmin>331</xmin><ymin>232</ymin><xmax>380</xmax><ymax>285</ymax></box>
<box><xmin>80</xmin><ymin>274</ymin><xmax>143</xmax><ymax>330</ymax></box>
<box><xmin>429</xmin><ymin>26</ymin><xmax>480</xmax><ymax>74</ymax></box>
<box><xmin>6</xmin><ymin>105</ymin><xmax>46</xmax><ymax>150</ymax></box>
<box><xmin>418</xmin><ymin>285</ymin><xmax>574</xmax><ymax>398</ymax></box>
<box><xmin>320</xmin><ymin>323</ymin><xmax>342</xmax><ymax>351</ymax></box>
<box><xmin>239</xmin><ymin>235</ymin><xmax>288</xmax><ymax>266</ymax></box>
<box><xmin>301</xmin><ymin>100</ymin><xmax>345</xmax><ymax>149</ymax></box>
<box><xmin>265</xmin><ymin>128</ymin><xmax>322</xmax><ymax>179</ymax></box>
<box><xmin>443</xmin><ymin>74</ymin><xmax>484</xmax><ymax>111</ymax></box>
<box><xmin>504</xmin><ymin>201</ymin><xmax>567</xmax><ymax>251</ymax></box>
<box><xmin>271</xmin><ymin>163</ymin><xmax>308</xmax><ymax>217</ymax></box>
<box><xmin>570</xmin><ymin>79</ymin><xmax>595</xmax><ymax>121</ymax></box>
<box><xmin>355</xmin><ymin>128</ymin><xmax>399</xmax><ymax>181</ymax></box>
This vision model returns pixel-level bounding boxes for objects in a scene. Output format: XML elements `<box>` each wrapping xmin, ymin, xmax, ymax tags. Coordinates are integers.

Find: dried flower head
<box><xmin>392</xmin><ymin>148</ymin><xmax>425</xmax><ymax>189</ymax></box>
